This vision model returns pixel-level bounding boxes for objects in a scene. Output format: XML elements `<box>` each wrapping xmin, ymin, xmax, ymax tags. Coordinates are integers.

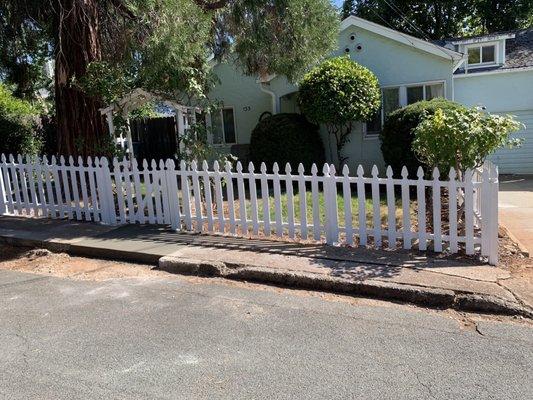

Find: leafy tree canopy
<box><xmin>342</xmin><ymin>0</ymin><xmax>533</xmax><ymax>40</ymax></box>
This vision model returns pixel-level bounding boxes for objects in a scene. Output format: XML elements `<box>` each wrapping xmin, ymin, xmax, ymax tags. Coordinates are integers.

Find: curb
<box><xmin>158</xmin><ymin>256</ymin><xmax>533</xmax><ymax>319</ymax></box>
<box><xmin>2</xmin><ymin>235</ymin><xmax>531</xmax><ymax>319</ymax></box>
<box><xmin>500</xmin><ymin>224</ymin><xmax>530</xmax><ymax>258</ymax></box>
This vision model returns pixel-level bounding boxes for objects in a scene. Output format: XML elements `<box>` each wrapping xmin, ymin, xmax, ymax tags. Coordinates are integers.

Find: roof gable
<box><xmin>341</xmin><ymin>16</ymin><xmax>464</xmax><ymax>63</ymax></box>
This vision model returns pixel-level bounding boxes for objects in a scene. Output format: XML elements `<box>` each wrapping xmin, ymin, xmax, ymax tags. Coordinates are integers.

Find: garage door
<box><xmin>489</xmin><ymin>110</ymin><xmax>533</xmax><ymax>174</ymax></box>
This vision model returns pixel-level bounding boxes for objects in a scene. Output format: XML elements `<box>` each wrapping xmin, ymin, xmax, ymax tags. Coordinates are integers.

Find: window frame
<box><xmin>465</xmin><ymin>42</ymin><xmax>498</xmax><ymax>68</ymax></box>
<box><xmin>363</xmin><ymin>80</ymin><xmax>446</xmax><ymax>139</ymax></box>
<box><xmin>211</xmin><ymin>106</ymin><xmax>237</xmax><ymax>146</ymax></box>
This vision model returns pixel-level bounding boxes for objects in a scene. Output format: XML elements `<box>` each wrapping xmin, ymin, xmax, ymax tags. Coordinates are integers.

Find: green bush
<box><xmin>380</xmin><ymin>98</ymin><xmax>464</xmax><ymax>177</ymax></box>
<box><xmin>298</xmin><ymin>56</ymin><xmax>381</xmax><ymax>167</ymax></box>
<box><xmin>413</xmin><ymin>107</ymin><xmax>523</xmax><ymax>174</ymax></box>
<box><xmin>249</xmin><ymin>113</ymin><xmax>325</xmax><ymax>172</ymax></box>
<box><xmin>0</xmin><ymin>84</ymin><xmax>42</xmax><ymax>156</ymax></box>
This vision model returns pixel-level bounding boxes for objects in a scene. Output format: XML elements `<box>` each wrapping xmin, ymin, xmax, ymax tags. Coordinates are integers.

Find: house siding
<box><xmin>210</xmin><ymin>62</ymin><xmax>273</xmax><ymax>150</ymax></box>
<box><xmin>329</xmin><ymin>26</ymin><xmax>455</xmax><ymax>173</ymax></box>
<box><xmin>454</xmin><ymin>69</ymin><xmax>533</xmax><ymax>174</ymax></box>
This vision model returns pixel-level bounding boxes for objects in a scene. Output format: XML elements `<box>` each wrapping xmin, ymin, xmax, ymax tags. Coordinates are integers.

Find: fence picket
<box><xmin>152</xmin><ymin>160</ymin><xmax>164</xmax><ymax>224</ymax></box>
<box><xmin>464</xmin><ymin>168</ymin><xmax>474</xmax><ymax>255</ymax></box>
<box><xmin>260</xmin><ymin>163</ymin><xmax>271</xmax><ymax>236</ymax></box>
<box><xmin>26</xmin><ymin>155</ymin><xmax>39</xmax><ymax>217</ymax></box>
<box><xmin>0</xmin><ymin>156</ymin><xmax>6</xmax><ymax>216</ymax></box>
<box><xmin>143</xmin><ymin>160</ymin><xmax>155</xmax><ymax>224</ymax></box>
<box><xmin>131</xmin><ymin>159</ymin><xmax>144</xmax><ymax>223</ymax></box>
<box><xmin>0</xmin><ymin>155</ymin><xmax>14</xmax><ymax>214</ymax></box>
<box><xmin>248</xmin><ymin>162</ymin><xmax>260</xmax><ymax>236</ymax></box>
<box><xmin>310</xmin><ymin>164</ymin><xmax>320</xmax><ymax>241</ymax></box>
<box><xmin>297</xmin><ymin>164</ymin><xmax>308</xmax><ymax>240</ymax></box>
<box><xmin>113</xmin><ymin>158</ymin><xmax>127</xmax><ymax>224</ymax></box>
<box><xmin>190</xmin><ymin>161</ymin><xmax>203</xmax><ymax>232</ymax></box>
<box><xmin>59</xmin><ymin>156</ymin><xmax>73</xmax><ymax>219</ymax></box>
<box><xmin>43</xmin><ymin>156</ymin><xmax>56</xmax><ymax>218</ymax></box>
<box><xmin>416</xmin><ymin>167</ymin><xmax>427</xmax><ymax>251</ymax></box>
<box><xmin>273</xmin><ymin>163</ymin><xmax>283</xmax><ymax>237</ymax></box>
<box><xmin>69</xmin><ymin>156</ymin><xmax>81</xmax><ymax>220</ymax></box>
<box><xmin>342</xmin><ymin>165</ymin><xmax>353</xmax><ymax>245</ymax></box>
<box><xmin>448</xmin><ymin>168</ymin><xmax>458</xmax><ymax>253</ymax></box>
<box><xmin>401</xmin><ymin>167</ymin><xmax>411</xmax><ymax>249</ymax></box>
<box><xmin>385</xmin><ymin>166</ymin><xmax>396</xmax><ymax>249</ymax></box>
<box><xmin>432</xmin><ymin>168</ymin><xmax>442</xmax><ymax>252</ymax></box>
<box><xmin>17</xmin><ymin>155</ymin><xmax>30</xmax><ymax>215</ymax></box>
<box><xmin>356</xmin><ymin>165</ymin><xmax>367</xmax><ymax>246</ymax></box>
<box><xmin>202</xmin><ymin>160</ymin><xmax>214</xmax><ymax>232</ymax></box>
<box><xmin>9</xmin><ymin>155</ymin><xmax>23</xmax><ymax>215</ymax></box>
<box><xmin>87</xmin><ymin>157</ymin><xmax>100</xmax><ymax>222</ymax></box>
<box><xmin>36</xmin><ymin>159</ymin><xmax>48</xmax><ymax>217</ymax></box>
<box><xmin>225</xmin><ymin>162</ymin><xmax>236</xmax><ymax>235</ymax></box>
<box><xmin>50</xmin><ymin>156</ymin><xmax>65</xmax><ymax>218</ymax></box>
<box><xmin>285</xmin><ymin>163</ymin><xmax>295</xmax><ymax>239</ymax></box>
<box><xmin>236</xmin><ymin>162</ymin><xmax>248</xmax><ymax>235</ymax></box>
<box><xmin>213</xmin><ymin>161</ymin><xmax>225</xmax><ymax>232</ymax></box>
<box><xmin>371</xmin><ymin>165</ymin><xmax>381</xmax><ymax>247</ymax></box>
<box><xmin>165</xmin><ymin>159</ymin><xmax>181</xmax><ymax>230</ymax></box>
<box><xmin>180</xmin><ymin>160</ymin><xmax>193</xmax><ymax>230</ymax></box>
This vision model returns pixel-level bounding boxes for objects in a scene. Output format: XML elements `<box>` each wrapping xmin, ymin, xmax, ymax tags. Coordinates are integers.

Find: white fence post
<box><xmin>0</xmin><ymin>157</ymin><xmax>5</xmax><ymax>216</ymax></box>
<box><xmin>323</xmin><ymin>163</ymin><xmax>339</xmax><ymax>245</ymax></box>
<box><xmin>489</xmin><ymin>162</ymin><xmax>499</xmax><ymax>265</ymax></box>
<box><xmin>96</xmin><ymin>157</ymin><xmax>117</xmax><ymax>225</ymax></box>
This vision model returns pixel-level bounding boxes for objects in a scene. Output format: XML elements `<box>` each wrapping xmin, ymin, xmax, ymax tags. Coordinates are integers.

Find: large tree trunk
<box><xmin>54</xmin><ymin>0</ymin><xmax>108</xmax><ymax>158</ymax></box>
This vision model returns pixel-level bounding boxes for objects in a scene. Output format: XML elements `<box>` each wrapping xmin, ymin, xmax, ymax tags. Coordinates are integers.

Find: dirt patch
<box><xmin>0</xmin><ymin>244</ymin><xmax>165</xmax><ymax>280</ymax></box>
<box><xmin>498</xmin><ymin>227</ymin><xmax>533</xmax><ymax>280</ymax></box>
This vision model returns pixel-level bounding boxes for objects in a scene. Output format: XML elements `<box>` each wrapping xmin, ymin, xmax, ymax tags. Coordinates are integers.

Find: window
<box><xmin>364</xmin><ymin>82</ymin><xmax>444</xmax><ymax>136</ymax></box>
<box><xmin>212</xmin><ymin>107</ymin><xmax>236</xmax><ymax>144</ymax></box>
<box><xmin>406</xmin><ymin>82</ymin><xmax>445</xmax><ymax>105</ymax></box>
<box><xmin>467</xmin><ymin>44</ymin><xmax>496</xmax><ymax>66</ymax></box>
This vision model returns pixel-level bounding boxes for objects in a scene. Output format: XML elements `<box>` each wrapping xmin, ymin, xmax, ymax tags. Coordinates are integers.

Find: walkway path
<box><xmin>0</xmin><ymin>215</ymin><xmax>531</xmax><ymax>317</ymax></box>
<box><xmin>499</xmin><ymin>174</ymin><xmax>533</xmax><ymax>256</ymax></box>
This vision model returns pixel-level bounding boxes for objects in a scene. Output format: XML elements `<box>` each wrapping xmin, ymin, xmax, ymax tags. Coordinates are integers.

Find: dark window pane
<box><xmin>426</xmin><ymin>83</ymin><xmax>444</xmax><ymax>100</ymax></box>
<box><xmin>211</xmin><ymin>111</ymin><xmax>223</xmax><ymax>144</ymax></box>
<box><xmin>222</xmin><ymin>108</ymin><xmax>236</xmax><ymax>144</ymax></box>
<box><xmin>383</xmin><ymin>88</ymin><xmax>400</xmax><ymax>118</ymax></box>
<box><xmin>468</xmin><ymin>47</ymin><xmax>480</xmax><ymax>64</ymax></box>
<box><xmin>482</xmin><ymin>45</ymin><xmax>495</xmax><ymax>63</ymax></box>
<box><xmin>407</xmin><ymin>86</ymin><xmax>424</xmax><ymax>104</ymax></box>
<box><xmin>366</xmin><ymin>111</ymin><xmax>381</xmax><ymax>135</ymax></box>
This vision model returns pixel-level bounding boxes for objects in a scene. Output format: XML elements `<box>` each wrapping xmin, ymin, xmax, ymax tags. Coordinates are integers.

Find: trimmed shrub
<box><xmin>0</xmin><ymin>84</ymin><xmax>42</xmax><ymax>156</ymax></box>
<box><xmin>380</xmin><ymin>98</ymin><xmax>464</xmax><ymax>177</ymax></box>
<box><xmin>298</xmin><ymin>56</ymin><xmax>381</xmax><ymax>167</ymax></box>
<box><xmin>249</xmin><ymin>113</ymin><xmax>325</xmax><ymax>172</ymax></box>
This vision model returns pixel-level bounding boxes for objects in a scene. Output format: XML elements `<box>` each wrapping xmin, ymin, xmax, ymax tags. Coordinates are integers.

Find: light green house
<box><xmin>207</xmin><ymin>16</ymin><xmax>533</xmax><ymax>174</ymax></box>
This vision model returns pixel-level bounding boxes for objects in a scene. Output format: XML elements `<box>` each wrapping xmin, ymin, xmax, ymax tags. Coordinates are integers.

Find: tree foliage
<box><xmin>0</xmin><ymin>0</ymin><xmax>339</xmax><ymax>157</ymax></box>
<box><xmin>342</xmin><ymin>0</ymin><xmax>533</xmax><ymax>40</ymax></box>
<box><xmin>412</xmin><ymin>108</ymin><xmax>523</xmax><ymax>174</ymax></box>
<box><xmin>380</xmin><ymin>98</ymin><xmax>465</xmax><ymax>177</ymax></box>
<box><xmin>0</xmin><ymin>83</ymin><xmax>42</xmax><ymax>156</ymax></box>
<box><xmin>298</xmin><ymin>56</ymin><xmax>381</xmax><ymax>167</ymax></box>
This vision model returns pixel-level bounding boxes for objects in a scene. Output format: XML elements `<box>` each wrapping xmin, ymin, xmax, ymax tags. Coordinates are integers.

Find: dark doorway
<box><xmin>130</xmin><ymin>116</ymin><xmax>178</xmax><ymax>162</ymax></box>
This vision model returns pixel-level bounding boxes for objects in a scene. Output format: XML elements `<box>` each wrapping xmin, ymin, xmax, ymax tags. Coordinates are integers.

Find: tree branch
<box><xmin>109</xmin><ymin>0</ymin><xmax>136</xmax><ymax>20</ymax></box>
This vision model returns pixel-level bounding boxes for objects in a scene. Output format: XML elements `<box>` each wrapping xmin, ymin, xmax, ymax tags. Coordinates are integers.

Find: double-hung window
<box><xmin>364</xmin><ymin>82</ymin><xmax>444</xmax><ymax>138</ymax></box>
<box><xmin>467</xmin><ymin>44</ymin><xmax>496</xmax><ymax>67</ymax></box>
<box><xmin>212</xmin><ymin>107</ymin><xmax>236</xmax><ymax>145</ymax></box>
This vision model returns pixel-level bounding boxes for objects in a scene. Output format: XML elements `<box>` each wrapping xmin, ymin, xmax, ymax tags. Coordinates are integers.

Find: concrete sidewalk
<box><xmin>0</xmin><ymin>215</ymin><xmax>531</xmax><ymax>317</ymax></box>
<box><xmin>499</xmin><ymin>174</ymin><xmax>533</xmax><ymax>256</ymax></box>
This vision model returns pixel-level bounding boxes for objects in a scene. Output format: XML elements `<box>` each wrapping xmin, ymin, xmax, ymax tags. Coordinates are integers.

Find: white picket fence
<box><xmin>0</xmin><ymin>154</ymin><xmax>499</xmax><ymax>264</ymax></box>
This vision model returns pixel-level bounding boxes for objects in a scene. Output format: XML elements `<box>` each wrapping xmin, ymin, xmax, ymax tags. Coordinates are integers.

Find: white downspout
<box><xmin>259</xmin><ymin>83</ymin><xmax>278</xmax><ymax>114</ymax></box>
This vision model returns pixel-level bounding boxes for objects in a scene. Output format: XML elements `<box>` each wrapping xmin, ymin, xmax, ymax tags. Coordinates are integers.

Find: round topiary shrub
<box><xmin>380</xmin><ymin>98</ymin><xmax>465</xmax><ymax>177</ymax></box>
<box><xmin>298</xmin><ymin>56</ymin><xmax>381</xmax><ymax>167</ymax></box>
<box><xmin>248</xmin><ymin>113</ymin><xmax>325</xmax><ymax>172</ymax></box>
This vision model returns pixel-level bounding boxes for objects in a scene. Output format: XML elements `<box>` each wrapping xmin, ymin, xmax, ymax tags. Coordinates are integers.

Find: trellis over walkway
<box><xmin>0</xmin><ymin>154</ymin><xmax>499</xmax><ymax>265</ymax></box>
<box><xmin>99</xmin><ymin>88</ymin><xmax>200</xmax><ymax>157</ymax></box>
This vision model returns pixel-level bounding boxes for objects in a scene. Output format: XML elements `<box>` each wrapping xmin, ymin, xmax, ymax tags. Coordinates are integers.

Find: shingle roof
<box><xmin>503</xmin><ymin>28</ymin><xmax>533</xmax><ymax>69</ymax></box>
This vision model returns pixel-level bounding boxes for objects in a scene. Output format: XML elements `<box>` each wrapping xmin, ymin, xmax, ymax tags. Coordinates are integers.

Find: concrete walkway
<box><xmin>0</xmin><ymin>215</ymin><xmax>531</xmax><ymax>317</ymax></box>
<box><xmin>499</xmin><ymin>174</ymin><xmax>533</xmax><ymax>256</ymax></box>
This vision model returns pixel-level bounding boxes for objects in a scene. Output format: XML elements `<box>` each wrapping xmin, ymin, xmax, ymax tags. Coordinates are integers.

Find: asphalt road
<box><xmin>0</xmin><ymin>269</ymin><xmax>532</xmax><ymax>400</ymax></box>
